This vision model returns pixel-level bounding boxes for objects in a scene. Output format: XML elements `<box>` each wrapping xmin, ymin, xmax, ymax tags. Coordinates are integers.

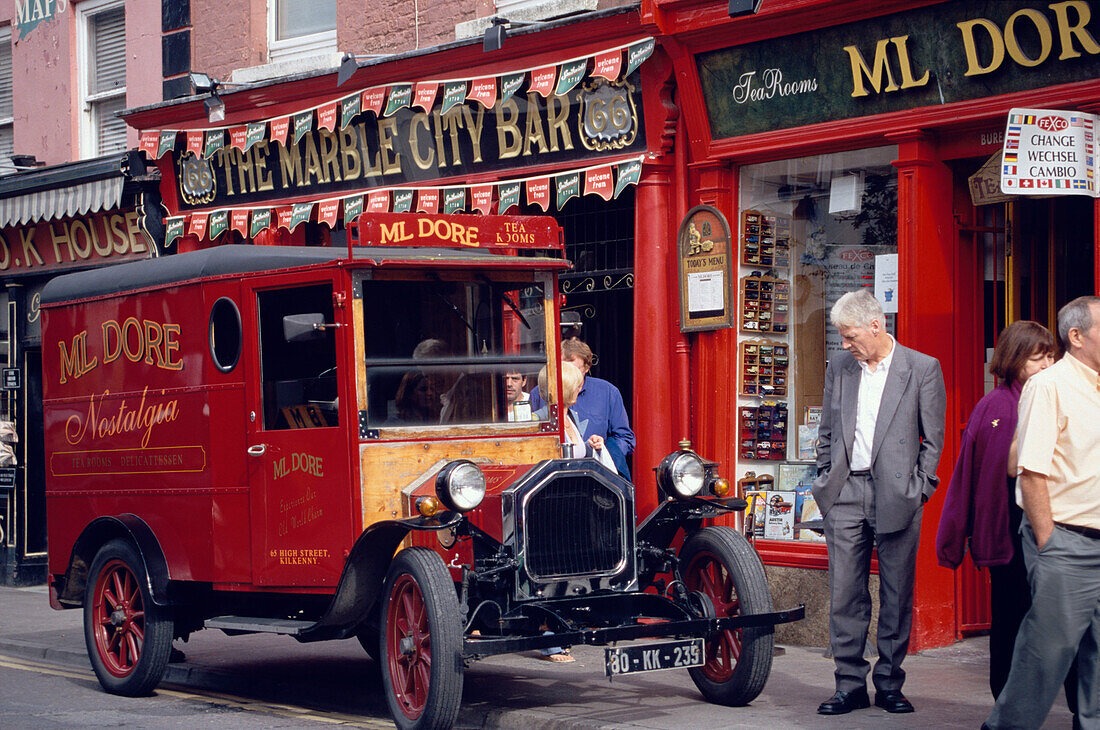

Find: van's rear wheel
<box><xmin>379</xmin><ymin>547</ymin><xmax>463</xmax><ymax>730</ymax></box>
<box><xmin>84</xmin><ymin>539</ymin><xmax>173</xmax><ymax>696</ymax></box>
<box><xmin>681</xmin><ymin>526</ymin><xmax>774</xmax><ymax>706</ymax></box>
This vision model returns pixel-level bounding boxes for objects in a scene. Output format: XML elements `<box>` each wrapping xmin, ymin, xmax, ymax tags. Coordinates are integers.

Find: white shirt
<box><xmin>850</xmin><ymin>335</ymin><xmax>896</xmax><ymax>471</ymax></box>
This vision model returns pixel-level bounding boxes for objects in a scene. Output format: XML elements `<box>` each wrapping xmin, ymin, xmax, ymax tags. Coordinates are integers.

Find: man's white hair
<box><xmin>831</xmin><ymin>289</ymin><xmax>884</xmax><ymax>329</ymax></box>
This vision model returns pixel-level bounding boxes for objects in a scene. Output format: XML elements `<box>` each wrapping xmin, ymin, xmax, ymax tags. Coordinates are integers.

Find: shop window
<box><xmin>268</xmin><ymin>0</ymin><xmax>336</xmax><ymax>61</ymax></box>
<box><xmin>78</xmin><ymin>0</ymin><xmax>127</xmax><ymax>158</ymax></box>
<box><xmin>209</xmin><ymin>298</ymin><xmax>243</xmax><ymax>372</ymax></box>
<box><xmin>361</xmin><ymin>276</ymin><xmax>548</xmax><ymax>429</ymax></box>
<box><xmin>737</xmin><ymin>146</ymin><xmax>898</xmax><ymax>548</ymax></box>
<box><xmin>257</xmin><ymin>284</ymin><xmax>339</xmax><ymax>430</ymax></box>
<box><xmin>0</xmin><ymin>26</ymin><xmax>12</xmax><ymax>175</ymax></box>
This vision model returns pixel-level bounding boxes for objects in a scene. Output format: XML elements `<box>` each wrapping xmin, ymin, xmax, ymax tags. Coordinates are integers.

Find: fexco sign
<box><xmin>1001</xmin><ymin>107</ymin><xmax>1096</xmax><ymax>197</ymax></box>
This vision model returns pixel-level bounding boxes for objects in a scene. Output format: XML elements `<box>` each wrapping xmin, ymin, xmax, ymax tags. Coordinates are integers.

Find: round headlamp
<box><xmin>434</xmin><ymin>460</ymin><xmax>487</xmax><ymax>512</ymax></box>
<box><xmin>657</xmin><ymin>450</ymin><xmax>707</xmax><ymax>500</ymax></box>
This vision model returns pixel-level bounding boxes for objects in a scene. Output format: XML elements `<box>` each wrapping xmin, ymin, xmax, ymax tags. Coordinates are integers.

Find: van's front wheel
<box><xmin>379</xmin><ymin>547</ymin><xmax>463</xmax><ymax>730</ymax></box>
<box><xmin>84</xmin><ymin>538</ymin><xmax>173</xmax><ymax>696</ymax></box>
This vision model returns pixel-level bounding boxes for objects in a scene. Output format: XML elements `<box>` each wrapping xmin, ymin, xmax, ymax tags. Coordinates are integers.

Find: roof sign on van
<box><xmin>350</xmin><ymin>213</ymin><xmax>562</xmax><ymax>252</ymax></box>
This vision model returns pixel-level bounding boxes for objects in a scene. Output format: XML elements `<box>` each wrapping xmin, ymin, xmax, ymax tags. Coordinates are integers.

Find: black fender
<box><xmin>296</xmin><ymin>512</ymin><xmax>463</xmax><ymax>643</ymax></box>
<box><xmin>56</xmin><ymin>514</ymin><xmax>171</xmax><ymax>608</ymax></box>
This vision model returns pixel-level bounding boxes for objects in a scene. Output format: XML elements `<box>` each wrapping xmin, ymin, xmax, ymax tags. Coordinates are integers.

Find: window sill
<box><xmin>454</xmin><ymin>0</ymin><xmax>598</xmax><ymax>41</ymax></box>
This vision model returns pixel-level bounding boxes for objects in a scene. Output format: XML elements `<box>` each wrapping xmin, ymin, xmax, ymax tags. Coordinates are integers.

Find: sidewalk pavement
<box><xmin>0</xmin><ymin>584</ymin><xmax>1076</xmax><ymax>729</ymax></box>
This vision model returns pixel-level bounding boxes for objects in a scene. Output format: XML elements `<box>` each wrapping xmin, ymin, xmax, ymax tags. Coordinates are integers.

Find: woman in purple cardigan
<box><xmin>936</xmin><ymin>321</ymin><xmax>1058</xmax><ymax>701</ymax></box>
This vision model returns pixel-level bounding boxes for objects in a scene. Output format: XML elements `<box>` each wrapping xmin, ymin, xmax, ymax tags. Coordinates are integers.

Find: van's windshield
<box><xmin>361</xmin><ymin>276</ymin><xmax>549</xmax><ymax>428</ymax></box>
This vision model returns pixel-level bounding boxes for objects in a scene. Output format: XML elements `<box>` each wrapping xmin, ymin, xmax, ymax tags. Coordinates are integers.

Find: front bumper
<box><xmin>462</xmin><ymin>592</ymin><xmax>805</xmax><ymax>660</ymax></box>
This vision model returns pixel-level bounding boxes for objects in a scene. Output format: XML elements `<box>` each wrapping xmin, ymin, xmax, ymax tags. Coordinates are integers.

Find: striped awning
<box><xmin>0</xmin><ymin>152</ymin><xmax>144</xmax><ymax>229</ymax></box>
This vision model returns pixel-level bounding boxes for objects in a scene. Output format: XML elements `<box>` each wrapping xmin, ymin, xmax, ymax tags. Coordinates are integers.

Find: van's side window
<box><xmin>257</xmin><ymin>283</ymin><xmax>339</xmax><ymax>429</ymax></box>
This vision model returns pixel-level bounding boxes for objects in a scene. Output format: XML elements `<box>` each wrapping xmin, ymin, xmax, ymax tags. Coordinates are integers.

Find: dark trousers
<box><xmin>988</xmin><ymin>505</ymin><xmax>1079</xmax><ymax>715</ymax></box>
<box><xmin>823</xmin><ymin>472</ymin><xmax>922</xmax><ymax>693</ymax></box>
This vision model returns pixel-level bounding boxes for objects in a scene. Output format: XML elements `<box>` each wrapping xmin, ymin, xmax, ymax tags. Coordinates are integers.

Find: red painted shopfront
<box><xmin>123</xmin><ymin>0</ymin><xmax>1100</xmax><ymax>650</ymax></box>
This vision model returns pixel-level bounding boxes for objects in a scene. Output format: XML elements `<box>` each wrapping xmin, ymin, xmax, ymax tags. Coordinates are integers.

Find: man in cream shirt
<box><xmin>986</xmin><ymin>296</ymin><xmax>1100</xmax><ymax>730</ymax></box>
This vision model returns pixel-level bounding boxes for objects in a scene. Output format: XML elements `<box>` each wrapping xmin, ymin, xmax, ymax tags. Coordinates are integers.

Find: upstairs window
<box><xmin>0</xmin><ymin>26</ymin><xmax>12</xmax><ymax>174</ymax></box>
<box><xmin>79</xmin><ymin>1</ymin><xmax>127</xmax><ymax>157</ymax></box>
<box><xmin>268</xmin><ymin>0</ymin><xmax>336</xmax><ymax>61</ymax></box>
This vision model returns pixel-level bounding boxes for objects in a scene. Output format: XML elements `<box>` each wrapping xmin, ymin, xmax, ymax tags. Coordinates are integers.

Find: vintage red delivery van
<box><xmin>41</xmin><ymin>212</ymin><xmax>801</xmax><ymax>729</ymax></box>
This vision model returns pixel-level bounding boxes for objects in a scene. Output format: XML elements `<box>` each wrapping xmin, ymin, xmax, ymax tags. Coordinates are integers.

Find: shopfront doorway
<box><xmin>951</xmin><ymin>159</ymin><xmax>1095</xmax><ymax>636</ymax></box>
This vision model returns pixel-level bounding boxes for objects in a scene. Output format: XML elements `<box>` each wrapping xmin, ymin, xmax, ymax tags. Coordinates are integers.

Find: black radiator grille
<box><xmin>524</xmin><ymin>476</ymin><xmax>625</xmax><ymax>578</ymax></box>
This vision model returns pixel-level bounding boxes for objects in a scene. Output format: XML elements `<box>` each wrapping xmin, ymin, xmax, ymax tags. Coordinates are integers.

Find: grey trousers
<box><xmin>986</xmin><ymin>519</ymin><xmax>1100</xmax><ymax>730</ymax></box>
<box><xmin>823</xmin><ymin>472</ymin><xmax>922</xmax><ymax>693</ymax></box>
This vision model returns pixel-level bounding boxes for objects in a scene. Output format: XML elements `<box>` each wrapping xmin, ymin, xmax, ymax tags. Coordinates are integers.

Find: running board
<box><xmin>204</xmin><ymin>616</ymin><xmax>315</xmax><ymax>635</ymax></box>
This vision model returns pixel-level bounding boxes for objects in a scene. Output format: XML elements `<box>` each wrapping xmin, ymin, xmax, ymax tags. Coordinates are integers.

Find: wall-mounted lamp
<box><xmin>728</xmin><ymin>0</ymin><xmax>763</xmax><ymax>17</ymax></box>
<box><xmin>189</xmin><ymin>72</ymin><xmax>249</xmax><ymax>124</ymax></box>
<box><xmin>482</xmin><ymin>17</ymin><xmax>543</xmax><ymax>52</ymax></box>
<box><xmin>337</xmin><ymin>52</ymin><xmax>388</xmax><ymax>87</ymax></box>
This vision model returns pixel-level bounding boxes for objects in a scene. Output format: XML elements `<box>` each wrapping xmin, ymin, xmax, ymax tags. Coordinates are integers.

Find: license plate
<box><xmin>604</xmin><ymin>638</ymin><xmax>705</xmax><ymax>677</ymax></box>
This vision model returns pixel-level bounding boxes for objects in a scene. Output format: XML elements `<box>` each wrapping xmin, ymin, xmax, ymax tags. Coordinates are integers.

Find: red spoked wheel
<box><xmin>84</xmin><ymin>539</ymin><xmax>172</xmax><ymax>696</ymax></box>
<box><xmin>681</xmin><ymin>526</ymin><xmax>774</xmax><ymax>706</ymax></box>
<box><xmin>379</xmin><ymin>547</ymin><xmax>463</xmax><ymax>730</ymax></box>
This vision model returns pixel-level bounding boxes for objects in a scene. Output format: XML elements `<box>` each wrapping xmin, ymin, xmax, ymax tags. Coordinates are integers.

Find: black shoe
<box><xmin>875</xmin><ymin>689</ymin><xmax>914</xmax><ymax>713</ymax></box>
<box><xmin>817</xmin><ymin>687</ymin><xmax>870</xmax><ymax>715</ymax></box>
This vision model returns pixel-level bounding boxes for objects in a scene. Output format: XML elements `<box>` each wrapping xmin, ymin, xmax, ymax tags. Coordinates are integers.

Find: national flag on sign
<box><xmin>1006</xmin><ymin>125</ymin><xmax>1021</xmax><ymax>134</ymax></box>
<box><xmin>188</xmin><ymin>213</ymin><xmax>209</xmax><ymax>239</ymax></box>
<box><xmin>1003</xmin><ymin>152</ymin><xmax>1018</xmax><ymax>162</ymax></box>
<box><xmin>270</xmin><ymin>117</ymin><xmax>290</xmax><ymax>146</ymax></box>
<box><xmin>1070</xmin><ymin>116</ymin><xmax>1084</xmax><ymax>127</ymax></box>
<box><xmin>317</xmin><ymin>102</ymin><xmax>339</xmax><ymax>132</ymax></box>
<box><xmin>529</xmin><ymin>67</ymin><xmax>556</xmax><ymax>98</ymax></box>
<box><xmin>1020</xmin><ymin>179</ymin><xmax>1035</xmax><ymax>188</ymax></box>
<box><xmin>1073</xmin><ymin>179</ymin><xmax>1088</xmax><ymax>189</ymax></box>
<box><xmin>1003</xmin><ymin>165</ymin><xmax>1017</xmax><ymax>175</ymax></box>
<box><xmin>231</xmin><ymin>209</ymin><xmax>250</xmax><ymax>236</ymax></box>
<box><xmin>467</xmin><ymin>78</ymin><xmax>497</xmax><ymax>109</ymax></box>
<box><xmin>526</xmin><ymin>177</ymin><xmax>550</xmax><ymax>211</ymax></box>
<box><xmin>318</xmin><ymin>199</ymin><xmax>340</xmax><ymax>227</ymax></box>
<box><xmin>367</xmin><ymin>190</ymin><xmax>390</xmax><ymax>213</ymax></box>
<box><xmin>362</xmin><ymin>87</ymin><xmax>386</xmax><ymax>116</ymax></box>
<box><xmin>1005</xmin><ymin>140</ymin><xmax>1018</xmax><ymax>150</ymax></box>
<box><xmin>1037</xmin><ymin>178</ymin><xmax>1052</xmax><ymax>189</ymax></box>
<box><xmin>417</xmin><ymin>189</ymin><xmax>439</xmax><ymax>214</ymax></box>
<box><xmin>471</xmin><ymin>185</ymin><xmax>493</xmax><ymax>214</ymax></box>
<box><xmin>186</xmin><ymin>131</ymin><xmax>204</xmax><ymax>157</ymax></box>
<box><xmin>592</xmin><ymin>50</ymin><xmax>622</xmax><ymax>81</ymax></box>
<box><xmin>413</xmin><ymin>83</ymin><xmax>438</xmax><ymax>112</ymax></box>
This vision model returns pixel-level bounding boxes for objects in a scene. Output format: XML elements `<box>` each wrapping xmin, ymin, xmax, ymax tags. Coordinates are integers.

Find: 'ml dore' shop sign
<box><xmin>172</xmin><ymin>75</ymin><xmax>645</xmax><ymax>211</ymax></box>
<box><xmin>697</xmin><ymin>0</ymin><xmax>1100</xmax><ymax>139</ymax></box>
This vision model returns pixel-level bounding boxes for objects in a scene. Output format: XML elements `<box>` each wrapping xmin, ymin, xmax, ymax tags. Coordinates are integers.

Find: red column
<box><xmin>890</xmin><ymin>130</ymin><xmax>958</xmax><ymax>650</ymax></box>
<box><xmin>633</xmin><ymin>159</ymin><xmax>676</xmax><ymax>521</ymax></box>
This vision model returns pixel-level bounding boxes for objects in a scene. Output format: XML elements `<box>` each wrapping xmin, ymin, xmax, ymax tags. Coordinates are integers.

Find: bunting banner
<box><xmin>318</xmin><ymin>198</ymin><xmax>340</xmax><ymax>227</ymax></box>
<box><xmin>385</xmin><ymin>84</ymin><xmax>413</xmax><ymax>117</ymax></box>
<box><xmin>413</xmin><ymin>82</ymin><xmax>438</xmax><ymax>112</ymax></box>
<box><xmin>497</xmin><ymin>181</ymin><xmax>521</xmax><ymax>213</ymax></box>
<box><xmin>340</xmin><ymin>94</ymin><xmax>362</xmax><ymax>129</ymax></box>
<box><xmin>471</xmin><ymin>185</ymin><xmax>494</xmax><ymax>215</ymax></box>
<box><xmin>231</xmin><ymin>209</ymin><xmax>250</xmax><ymax>236</ymax></box>
<box><xmin>393</xmin><ymin>189</ymin><xmax>414</xmax><ymax>213</ymax></box>
<box><xmin>154</xmin><ymin>155</ymin><xmax>645</xmax><ymax>242</ymax></box>
<box><xmin>164</xmin><ymin>217</ymin><xmax>185</xmax><ymax>248</ymax></box>
<box><xmin>208</xmin><ymin>209</ymin><xmax>229</xmax><ymax>239</ymax></box>
<box><xmin>270</xmin><ymin>117</ymin><xmax>290</xmax><ymax>146</ymax></box>
<box><xmin>157</xmin><ymin>130</ymin><xmax>177</xmax><ymax>159</ymax></box>
<box><xmin>250</xmin><ymin>208</ymin><xmax>272</xmax><ymax>237</ymax></box>
<box><xmin>343</xmin><ymin>195</ymin><xmax>364</xmax><ymax>226</ymax></box>
<box><xmin>137</xmin><ymin>38</ymin><xmax>656</xmax><ymax>168</ymax></box>
<box><xmin>289</xmin><ymin>202</ymin><xmax>314</xmax><ymax>231</ymax></box>
<box><xmin>417</xmin><ymin>188</ymin><xmax>439</xmax><ymax>214</ymax></box>
<box><xmin>188</xmin><ymin>211</ymin><xmax>209</xmax><ymax>239</ymax></box>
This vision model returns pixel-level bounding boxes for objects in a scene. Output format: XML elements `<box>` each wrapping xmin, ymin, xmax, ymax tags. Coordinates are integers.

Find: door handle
<box><xmin>247</xmin><ymin>444</ymin><xmax>267</xmax><ymax>456</ymax></box>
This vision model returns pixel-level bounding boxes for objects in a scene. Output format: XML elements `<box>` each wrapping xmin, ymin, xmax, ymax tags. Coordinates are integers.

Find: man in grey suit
<box><xmin>813</xmin><ymin>289</ymin><xmax>946</xmax><ymax>716</ymax></box>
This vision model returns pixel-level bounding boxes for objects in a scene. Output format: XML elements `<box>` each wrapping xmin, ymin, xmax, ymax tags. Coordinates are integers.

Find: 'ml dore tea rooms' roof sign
<box><xmin>696</xmin><ymin>0</ymin><xmax>1100</xmax><ymax>139</ymax></box>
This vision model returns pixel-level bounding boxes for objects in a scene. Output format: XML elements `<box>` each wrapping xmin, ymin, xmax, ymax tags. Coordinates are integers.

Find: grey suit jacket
<box><xmin>812</xmin><ymin>343</ymin><xmax>947</xmax><ymax>534</ymax></box>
